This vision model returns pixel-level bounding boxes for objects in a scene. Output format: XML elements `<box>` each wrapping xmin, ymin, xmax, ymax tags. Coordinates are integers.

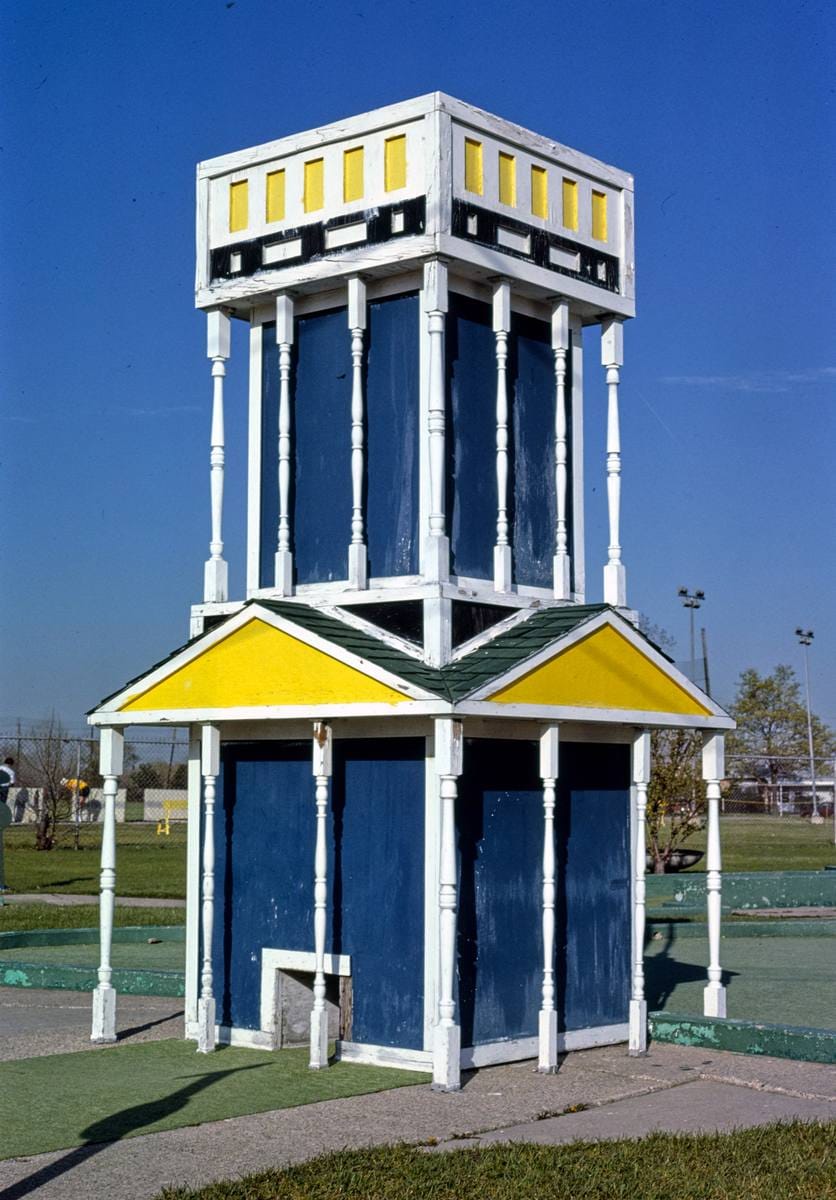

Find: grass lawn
<box><xmin>3</xmin><ymin>824</ymin><xmax>186</xmax><ymax>898</ymax></box>
<box><xmin>671</xmin><ymin>815</ymin><xmax>836</xmax><ymax>873</ymax></box>
<box><xmin>0</xmin><ymin>904</ymin><xmax>185</xmax><ymax>932</ymax></box>
<box><xmin>154</xmin><ymin>1124</ymin><xmax>835</xmax><ymax>1200</ymax></box>
<box><xmin>0</xmin><ymin>1040</ymin><xmax>427</xmax><ymax>1160</ymax></box>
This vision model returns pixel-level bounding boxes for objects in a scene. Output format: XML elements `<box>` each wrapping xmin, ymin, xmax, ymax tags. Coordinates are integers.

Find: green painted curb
<box><xmin>0</xmin><ymin>926</ymin><xmax>184</xmax><ymax>950</ymax></box>
<box><xmin>645</xmin><ymin>870</ymin><xmax>836</xmax><ymax>912</ymax></box>
<box><xmin>0</xmin><ymin>926</ymin><xmax>185</xmax><ymax>996</ymax></box>
<box><xmin>647</xmin><ymin>918</ymin><xmax>836</xmax><ymax>939</ymax></box>
<box><xmin>649</xmin><ymin>1011</ymin><xmax>836</xmax><ymax>1064</ymax></box>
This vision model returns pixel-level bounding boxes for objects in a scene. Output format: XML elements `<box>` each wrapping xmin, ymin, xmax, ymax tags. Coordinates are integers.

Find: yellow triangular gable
<box><xmin>487</xmin><ymin>625</ymin><xmax>711</xmax><ymax>715</ymax></box>
<box><xmin>119</xmin><ymin>618</ymin><xmax>411</xmax><ymax>711</ymax></box>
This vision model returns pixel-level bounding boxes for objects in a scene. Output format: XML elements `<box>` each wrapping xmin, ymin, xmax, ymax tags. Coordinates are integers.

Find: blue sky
<box><xmin>2</xmin><ymin>0</ymin><xmax>834</xmax><ymax>732</ymax></box>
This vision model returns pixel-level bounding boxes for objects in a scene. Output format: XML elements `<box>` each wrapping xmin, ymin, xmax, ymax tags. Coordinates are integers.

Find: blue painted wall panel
<box><xmin>259</xmin><ymin>322</ymin><xmax>279</xmax><ymax>588</ymax></box>
<box><xmin>456</xmin><ymin>739</ymin><xmax>630</xmax><ymax>1048</ymax></box>
<box><xmin>293</xmin><ymin>307</ymin><xmax>353</xmax><ymax>584</ymax></box>
<box><xmin>212</xmin><ymin>739</ymin><xmax>425</xmax><ymax>1050</ymax></box>
<box><xmin>365</xmin><ymin>294</ymin><xmax>420</xmax><ymax>578</ymax></box>
<box><xmin>512</xmin><ymin>314</ymin><xmax>558</xmax><ymax>589</ymax></box>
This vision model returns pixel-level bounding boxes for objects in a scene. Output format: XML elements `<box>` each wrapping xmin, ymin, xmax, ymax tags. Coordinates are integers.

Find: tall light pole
<box><xmin>678</xmin><ymin>587</ymin><xmax>705</xmax><ymax>687</ymax></box>
<box><xmin>794</xmin><ymin>629</ymin><xmax>821</xmax><ymax>824</ymax></box>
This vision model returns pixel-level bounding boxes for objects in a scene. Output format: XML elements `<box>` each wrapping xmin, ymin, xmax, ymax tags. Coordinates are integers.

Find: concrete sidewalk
<box><xmin>0</xmin><ymin>990</ymin><xmax>833</xmax><ymax>1200</ymax></box>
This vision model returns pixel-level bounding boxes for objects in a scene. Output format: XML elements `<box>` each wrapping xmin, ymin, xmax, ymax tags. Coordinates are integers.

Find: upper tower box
<box><xmin>196</xmin><ymin>92</ymin><xmax>634</xmax><ymax>318</ymax></box>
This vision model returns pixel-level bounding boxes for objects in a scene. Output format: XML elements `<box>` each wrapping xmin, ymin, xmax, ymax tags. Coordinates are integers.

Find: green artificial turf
<box><xmin>155</xmin><ymin>1123</ymin><xmax>836</xmax><ymax>1200</ymax></box>
<box><xmin>645</xmin><ymin>927</ymin><xmax>836</xmax><ymax>1028</ymax></box>
<box><xmin>672</xmin><ymin>815</ymin><xmax>836</xmax><ymax>873</ymax></box>
<box><xmin>0</xmin><ymin>938</ymin><xmax>184</xmax><ymax>970</ymax></box>
<box><xmin>0</xmin><ymin>1040</ymin><xmax>427</xmax><ymax>1160</ymax></box>
<box><xmin>0</xmin><ymin>903</ymin><xmax>185</xmax><ymax>932</ymax></box>
<box><xmin>2</xmin><ymin>824</ymin><xmax>186</xmax><ymax>897</ymax></box>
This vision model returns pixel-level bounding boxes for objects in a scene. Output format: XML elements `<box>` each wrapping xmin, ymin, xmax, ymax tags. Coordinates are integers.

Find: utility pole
<box><xmin>677</xmin><ymin>587</ymin><xmax>705</xmax><ymax>686</ymax></box>
<box><xmin>794</xmin><ymin>629</ymin><xmax>821</xmax><ymax>824</ymax></box>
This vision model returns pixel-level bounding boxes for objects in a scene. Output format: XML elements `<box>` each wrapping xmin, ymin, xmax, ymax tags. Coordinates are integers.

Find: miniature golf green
<box><xmin>0</xmin><ymin>1041</ymin><xmax>428</xmax><ymax>1160</ymax></box>
<box><xmin>0</xmin><ymin>937</ymin><xmax>183</xmax><ymax>970</ymax></box>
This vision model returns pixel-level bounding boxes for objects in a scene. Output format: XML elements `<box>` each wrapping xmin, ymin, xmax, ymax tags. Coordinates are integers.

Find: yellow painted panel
<box><xmin>119</xmin><ymin>619</ymin><xmax>410</xmax><ymax>712</ymax></box>
<box><xmin>343</xmin><ymin>147</ymin><xmax>364</xmax><ymax>203</ymax></box>
<box><xmin>464</xmin><ymin>138</ymin><xmax>483</xmax><ymax>195</ymax></box>
<box><xmin>384</xmin><ymin>135</ymin><xmax>407</xmax><ymax>191</ymax></box>
<box><xmin>498</xmin><ymin>152</ymin><xmax>516</xmax><ymax>207</ymax></box>
<box><xmin>592</xmin><ymin>190</ymin><xmax>608</xmax><ymax>241</ymax></box>
<box><xmin>562</xmin><ymin>178</ymin><xmax>578</xmax><ymax>230</ymax></box>
<box><xmin>266</xmin><ymin>170</ymin><xmax>286</xmax><ymax>222</ymax></box>
<box><xmin>489</xmin><ymin>626</ymin><xmax>711</xmax><ymax>716</ymax></box>
<box><xmin>530</xmin><ymin>166</ymin><xmax>548</xmax><ymax>218</ymax></box>
<box><xmin>229</xmin><ymin>180</ymin><xmax>248</xmax><ymax>233</ymax></box>
<box><xmin>304</xmin><ymin>158</ymin><xmax>324</xmax><ymax>213</ymax></box>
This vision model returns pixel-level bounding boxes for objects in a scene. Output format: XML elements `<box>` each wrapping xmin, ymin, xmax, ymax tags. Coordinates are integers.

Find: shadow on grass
<box><xmin>1</xmin><ymin>1058</ymin><xmax>267</xmax><ymax>1200</ymax></box>
<box><xmin>644</xmin><ymin>921</ymin><xmax>738</xmax><ymax>1011</ymax></box>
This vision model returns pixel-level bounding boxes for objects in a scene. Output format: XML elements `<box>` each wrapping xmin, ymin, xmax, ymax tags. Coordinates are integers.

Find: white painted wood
<box><xmin>336</xmin><ymin>1042</ymin><xmax>432</xmax><ymax>1071</ymax></box>
<box><xmin>703</xmin><ymin>733</ymin><xmax>727</xmax><ymax>1018</ymax></box>
<box><xmin>216</xmin><ymin>1025</ymin><xmax>277</xmax><ymax>1050</ymax></box>
<box><xmin>433</xmin><ymin>717</ymin><xmax>462</xmax><ymax>1090</ymax></box>
<box><xmin>91</xmin><ymin>727</ymin><xmax>124</xmax><ymax>1044</ymax></box>
<box><xmin>184</xmin><ymin>731</ymin><xmax>202</xmax><ymax>1032</ymax></box>
<box><xmin>423</xmin><ymin>259</ymin><xmax>450</xmax><ymax>583</ymax></box>
<box><xmin>570</xmin><ymin>321</ymin><xmax>585</xmax><ymax>601</ymax></box>
<box><xmin>347</xmin><ymin>277</ymin><xmax>368</xmax><ymax>589</ymax></box>
<box><xmin>197</xmin><ymin>724</ymin><xmax>220</xmax><ymax>1052</ymax></box>
<box><xmin>629</xmin><ymin>729</ymin><xmax>650</xmax><ymax>1054</ymax></box>
<box><xmin>260</xmin><ymin>947</ymin><xmax>351</xmax><ymax>1047</ymax></box>
<box><xmin>274</xmin><ymin>294</ymin><xmax>294</xmax><ymax>595</ymax></box>
<box><xmin>204</xmin><ymin>311</ymin><xmax>230</xmax><ymax>604</ymax></box>
<box><xmin>552</xmin><ymin>301</ymin><xmax>571</xmax><ymax>599</ymax></box>
<box><xmin>601</xmin><ymin>317</ymin><xmax>626</xmax><ymax>608</ymax></box>
<box><xmin>246</xmin><ymin>322</ymin><xmax>263</xmax><ymax>597</ymax></box>
<box><xmin>461</xmin><ymin>1023</ymin><xmax>629</xmax><ymax>1069</ymax></box>
<box><xmin>538</xmin><ymin>724</ymin><xmax>559</xmax><ymax>1072</ymax></box>
<box><xmin>423</xmin><ymin>735</ymin><xmax>441</xmax><ymax>1052</ymax></box>
<box><xmin>493</xmin><ymin>280</ymin><xmax>512</xmax><ymax>592</ymax></box>
<box><xmin>310</xmin><ymin>722</ymin><xmax>333</xmax><ymax>1069</ymax></box>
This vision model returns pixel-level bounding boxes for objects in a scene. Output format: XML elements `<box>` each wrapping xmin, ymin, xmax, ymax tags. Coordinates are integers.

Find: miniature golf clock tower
<box><xmin>90</xmin><ymin>96</ymin><xmax>732</xmax><ymax>1090</ymax></box>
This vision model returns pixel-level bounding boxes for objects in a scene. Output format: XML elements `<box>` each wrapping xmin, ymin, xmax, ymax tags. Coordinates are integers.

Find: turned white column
<box><xmin>347</xmin><ymin>277</ymin><xmax>368</xmax><ymax>589</ymax></box>
<box><xmin>423</xmin><ymin>259</ymin><xmax>450</xmax><ymax>583</ymax></box>
<box><xmin>274</xmin><ymin>294</ymin><xmax>294</xmax><ymax>595</ymax></box>
<box><xmin>538</xmin><ymin>725</ymin><xmax>559</xmax><ymax>1072</ymax></box>
<box><xmin>433</xmin><ymin>718</ymin><xmax>462</xmax><ymax>1091</ymax></box>
<box><xmin>197</xmin><ymin>724</ymin><xmax>220</xmax><ymax>1052</ymax></box>
<box><xmin>552</xmin><ymin>300</ymin><xmax>571</xmax><ymax>599</ymax></box>
<box><xmin>91</xmin><ymin>727</ymin><xmax>123</xmax><ymax>1043</ymax></box>
<box><xmin>601</xmin><ymin>318</ymin><xmax>626</xmax><ymax>608</ymax></box>
<box><xmin>629</xmin><ymin>729</ymin><xmax>651</xmax><ymax>1054</ymax></box>
<box><xmin>703</xmin><ymin>733</ymin><xmax>727</xmax><ymax>1018</ymax></box>
<box><xmin>310</xmin><ymin>721</ymin><xmax>333</xmax><ymax>1069</ymax></box>
<box><xmin>493</xmin><ymin>280</ymin><xmax>512</xmax><ymax>592</ymax></box>
<box><xmin>204</xmin><ymin>310</ymin><xmax>230</xmax><ymax>603</ymax></box>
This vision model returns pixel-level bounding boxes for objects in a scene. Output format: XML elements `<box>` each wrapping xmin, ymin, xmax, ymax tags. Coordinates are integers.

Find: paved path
<box><xmin>0</xmin><ymin>987</ymin><xmax>833</xmax><ymax>1200</ymax></box>
<box><xmin>0</xmin><ymin>894</ymin><xmax>184</xmax><ymax>908</ymax></box>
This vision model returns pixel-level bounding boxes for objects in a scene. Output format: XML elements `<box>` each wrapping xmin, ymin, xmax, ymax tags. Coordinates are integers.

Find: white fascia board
<box><xmin>465</xmin><ymin>609</ymin><xmax>730</xmax><ymax>720</ymax></box>
<box><xmin>198</xmin><ymin>94</ymin><xmax>440</xmax><ymax>180</ymax></box>
<box><xmin>90</xmin><ymin>602</ymin><xmax>441</xmax><ymax>717</ymax></box>
<box><xmin>436</xmin><ymin>94</ymin><xmax>633</xmax><ymax>191</ymax></box>
<box><xmin>453</xmin><ymin>700</ymin><xmax>734</xmax><ymax>731</ymax></box>
<box><xmin>88</xmin><ymin>700</ymin><xmax>455</xmax><ymax>727</ymax></box>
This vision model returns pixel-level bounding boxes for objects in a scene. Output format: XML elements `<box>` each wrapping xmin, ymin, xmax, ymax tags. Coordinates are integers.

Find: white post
<box><xmin>347</xmin><ymin>277</ymin><xmax>368</xmax><ymax>589</ymax></box>
<box><xmin>184</xmin><ymin>730</ymin><xmax>202</xmax><ymax>1033</ymax></box>
<box><xmin>204</xmin><ymin>310</ymin><xmax>230</xmax><ymax>603</ymax></box>
<box><xmin>493</xmin><ymin>280</ymin><xmax>512</xmax><ymax>592</ymax></box>
<box><xmin>91</xmin><ymin>727</ymin><xmax>123</xmax><ymax>1043</ymax></box>
<box><xmin>552</xmin><ymin>301</ymin><xmax>571</xmax><ymax>599</ymax></box>
<box><xmin>197</xmin><ymin>724</ymin><xmax>220</xmax><ymax>1052</ymax></box>
<box><xmin>629</xmin><ymin>729</ymin><xmax>650</xmax><ymax>1053</ymax></box>
<box><xmin>433</xmin><ymin>717</ymin><xmax>462</xmax><ymax>1090</ymax></box>
<box><xmin>703</xmin><ymin>732</ymin><xmax>727</xmax><ymax>1018</ymax></box>
<box><xmin>423</xmin><ymin>259</ymin><xmax>449</xmax><ymax>583</ymax></box>
<box><xmin>310</xmin><ymin>721</ymin><xmax>333</xmax><ymax>1069</ymax></box>
<box><xmin>538</xmin><ymin>725</ymin><xmax>559</xmax><ymax>1072</ymax></box>
<box><xmin>274</xmin><ymin>294</ymin><xmax>294</xmax><ymax>595</ymax></box>
<box><xmin>601</xmin><ymin>318</ymin><xmax>626</xmax><ymax>608</ymax></box>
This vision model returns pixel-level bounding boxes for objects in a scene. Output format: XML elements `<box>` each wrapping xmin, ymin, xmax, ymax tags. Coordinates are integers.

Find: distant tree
<box><xmin>727</xmin><ymin>666</ymin><xmax>836</xmax><ymax>783</ymax></box>
<box><xmin>646</xmin><ymin>729</ymin><xmax>704</xmax><ymax>874</ymax></box>
<box><xmin>636</xmin><ymin>616</ymin><xmax>676</xmax><ymax>657</ymax></box>
<box><xmin>21</xmin><ymin>716</ymin><xmax>77</xmax><ymax>850</ymax></box>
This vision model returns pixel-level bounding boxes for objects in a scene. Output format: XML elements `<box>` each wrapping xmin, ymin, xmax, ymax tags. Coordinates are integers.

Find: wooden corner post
<box><xmin>629</xmin><ymin>729</ymin><xmax>650</xmax><ymax>1054</ymax></box>
<box><xmin>91</xmin><ymin>727</ymin><xmax>124</xmax><ymax>1043</ymax></box>
<box><xmin>310</xmin><ymin>721</ymin><xmax>333</xmax><ymax>1069</ymax></box>
<box><xmin>197</xmin><ymin>724</ymin><xmax>220</xmax><ymax>1052</ymax></box>
<box><xmin>432</xmin><ymin>717</ymin><xmax>462</xmax><ymax>1091</ymax></box>
<box><xmin>204</xmin><ymin>310</ymin><xmax>231</xmax><ymax>603</ymax></box>
<box><xmin>538</xmin><ymin>725</ymin><xmax>559</xmax><ymax>1072</ymax></box>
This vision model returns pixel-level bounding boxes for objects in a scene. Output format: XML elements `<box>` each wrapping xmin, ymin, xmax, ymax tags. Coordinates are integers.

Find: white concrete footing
<box><xmin>703</xmin><ymin>983</ymin><xmax>727</xmax><ymax>1019</ymax></box>
<box><xmin>537</xmin><ymin>1009</ymin><xmax>558</xmax><ymax>1072</ymax></box>
<box><xmin>309</xmin><ymin>1008</ymin><xmax>330</xmax><ymax>1070</ymax></box>
<box><xmin>197</xmin><ymin>997</ymin><xmax>216</xmax><ymax>1053</ymax></box>
<box><xmin>431</xmin><ymin>1022</ymin><xmax>461</xmax><ymax>1091</ymax></box>
<box><xmin>91</xmin><ymin>984</ymin><xmax>117</xmax><ymax>1043</ymax></box>
<box><xmin>628</xmin><ymin>998</ymin><xmax>648</xmax><ymax>1055</ymax></box>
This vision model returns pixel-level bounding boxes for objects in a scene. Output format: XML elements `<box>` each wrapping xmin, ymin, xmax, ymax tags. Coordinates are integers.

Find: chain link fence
<box><xmin>724</xmin><ymin>754</ymin><xmax>836</xmax><ymax>819</ymax></box>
